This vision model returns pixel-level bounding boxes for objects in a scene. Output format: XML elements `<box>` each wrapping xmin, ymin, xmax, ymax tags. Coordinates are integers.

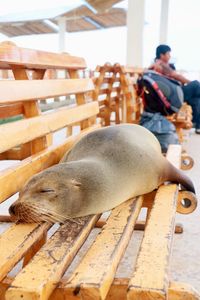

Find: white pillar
<box><xmin>159</xmin><ymin>0</ymin><xmax>170</xmax><ymax>44</ymax></box>
<box><xmin>126</xmin><ymin>0</ymin><xmax>146</xmax><ymax>67</ymax></box>
<box><xmin>58</xmin><ymin>17</ymin><xmax>66</xmax><ymax>53</ymax></box>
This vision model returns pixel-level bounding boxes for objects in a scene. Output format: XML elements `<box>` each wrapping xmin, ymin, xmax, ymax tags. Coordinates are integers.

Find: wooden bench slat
<box><xmin>127</xmin><ymin>146</ymin><xmax>182</xmax><ymax>299</ymax></box>
<box><xmin>0</xmin><ymin>79</ymin><xmax>94</xmax><ymax>104</ymax></box>
<box><xmin>0</xmin><ymin>124</ymin><xmax>100</xmax><ymax>203</ymax></box>
<box><xmin>0</xmin><ymin>103</ymin><xmax>23</xmax><ymax>118</ymax></box>
<box><xmin>6</xmin><ymin>215</ymin><xmax>100</xmax><ymax>300</ymax></box>
<box><xmin>64</xmin><ymin>197</ymin><xmax>143</xmax><ymax>300</ymax></box>
<box><xmin>0</xmin><ymin>222</ymin><xmax>51</xmax><ymax>281</ymax></box>
<box><xmin>0</xmin><ymin>101</ymin><xmax>99</xmax><ymax>153</ymax></box>
<box><xmin>0</xmin><ymin>43</ymin><xmax>87</xmax><ymax>70</ymax></box>
<box><xmin>128</xmin><ymin>185</ymin><xmax>177</xmax><ymax>299</ymax></box>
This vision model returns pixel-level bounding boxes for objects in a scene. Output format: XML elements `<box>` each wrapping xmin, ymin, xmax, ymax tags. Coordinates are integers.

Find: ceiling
<box><xmin>0</xmin><ymin>0</ymin><xmax>127</xmax><ymax>37</ymax></box>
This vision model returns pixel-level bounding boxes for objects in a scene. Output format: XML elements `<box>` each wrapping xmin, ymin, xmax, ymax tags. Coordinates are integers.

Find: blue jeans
<box><xmin>182</xmin><ymin>80</ymin><xmax>200</xmax><ymax>129</ymax></box>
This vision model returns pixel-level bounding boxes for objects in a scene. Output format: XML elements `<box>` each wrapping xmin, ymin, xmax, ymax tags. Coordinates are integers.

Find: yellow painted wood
<box><xmin>64</xmin><ymin>197</ymin><xmax>143</xmax><ymax>300</ymax></box>
<box><xmin>169</xmin><ymin>281</ymin><xmax>200</xmax><ymax>300</ymax></box>
<box><xmin>23</xmin><ymin>232</ymin><xmax>47</xmax><ymax>267</ymax></box>
<box><xmin>0</xmin><ymin>124</ymin><xmax>100</xmax><ymax>203</ymax></box>
<box><xmin>0</xmin><ymin>43</ymin><xmax>87</xmax><ymax>70</ymax></box>
<box><xmin>95</xmin><ymin>219</ymin><xmax>183</xmax><ymax>234</ymax></box>
<box><xmin>68</xmin><ymin>69</ymin><xmax>89</xmax><ymax>129</ymax></box>
<box><xmin>0</xmin><ymin>101</ymin><xmax>99</xmax><ymax>153</ymax></box>
<box><xmin>127</xmin><ymin>146</ymin><xmax>182</xmax><ymax>300</ymax></box>
<box><xmin>6</xmin><ymin>215</ymin><xmax>100</xmax><ymax>300</ymax></box>
<box><xmin>0</xmin><ymin>223</ymin><xmax>51</xmax><ymax>281</ymax></box>
<box><xmin>0</xmin><ymin>79</ymin><xmax>94</xmax><ymax>103</ymax></box>
<box><xmin>127</xmin><ymin>185</ymin><xmax>178</xmax><ymax>300</ymax></box>
<box><xmin>50</xmin><ymin>278</ymin><xmax>129</xmax><ymax>300</ymax></box>
<box><xmin>2</xmin><ymin>278</ymin><xmax>200</xmax><ymax>300</ymax></box>
<box><xmin>12</xmin><ymin>68</ymin><xmax>47</xmax><ymax>158</ymax></box>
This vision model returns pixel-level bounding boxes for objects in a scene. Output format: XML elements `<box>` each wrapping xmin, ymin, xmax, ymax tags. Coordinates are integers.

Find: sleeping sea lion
<box><xmin>9</xmin><ymin>124</ymin><xmax>195</xmax><ymax>223</ymax></box>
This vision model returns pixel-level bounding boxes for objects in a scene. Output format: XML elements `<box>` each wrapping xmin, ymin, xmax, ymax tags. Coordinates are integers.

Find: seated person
<box><xmin>149</xmin><ymin>44</ymin><xmax>200</xmax><ymax>134</ymax></box>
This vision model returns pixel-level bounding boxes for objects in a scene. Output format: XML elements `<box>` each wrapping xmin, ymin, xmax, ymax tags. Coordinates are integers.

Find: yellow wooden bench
<box><xmin>0</xmin><ymin>144</ymin><xmax>198</xmax><ymax>299</ymax></box>
<box><xmin>92</xmin><ymin>63</ymin><xmax>123</xmax><ymax>126</ymax></box>
<box><xmin>0</xmin><ymin>45</ymin><xmax>199</xmax><ymax>300</ymax></box>
<box><xmin>92</xmin><ymin>63</ymin><xmax>142</xmax><ymax>126</ymax></box>
<box><xmin>123</xmin><ymin>66</ymin><xmax>193</xmax><ymax>143</ymax></box>
<box><xmin>0</xmin><ymin>41</ymin><xmax>94</xmax><ymax>160</ymax></box>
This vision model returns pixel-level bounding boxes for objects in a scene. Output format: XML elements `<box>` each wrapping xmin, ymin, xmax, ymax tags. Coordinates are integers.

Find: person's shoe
<box><xmin>195</xmin><ymin>128</ymin><xmax>200</xmax><ymax>134</ymax></box>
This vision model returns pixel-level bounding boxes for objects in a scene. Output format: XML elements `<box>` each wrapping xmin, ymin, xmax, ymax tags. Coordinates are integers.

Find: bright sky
<box><xmin>0</xmin><ymin>0</ymin><xmax>200</xmax><ymax>72</ymax></box>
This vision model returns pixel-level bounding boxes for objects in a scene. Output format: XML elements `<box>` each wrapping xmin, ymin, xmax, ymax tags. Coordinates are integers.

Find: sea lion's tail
<box><xmin>165</xmin><ymin>162</ymin><xmax>195</xmax><ymax>193</ymax></box>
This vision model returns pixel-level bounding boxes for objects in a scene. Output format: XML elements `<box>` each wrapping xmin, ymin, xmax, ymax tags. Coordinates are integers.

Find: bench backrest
<box><xmin>0</xmin><ymin>42</ymin><xmax>98</xmax><ymax>160</ymax></box>
<box><xmin>0</xmin><ymin>43</ymin><xmax>100</xmax><ymax>204</ymax></box>
<box><xmin>93</xmin><ymin>63</ymin><xmax>143</xmax><ymax>125</ymax></box>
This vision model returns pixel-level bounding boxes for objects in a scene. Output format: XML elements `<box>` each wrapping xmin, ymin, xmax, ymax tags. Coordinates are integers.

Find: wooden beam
<box><xmin>6</xmin><ymin>215</ymin><xmax>100</xmax><ymax>300</ymax></box>
<box><xmin>64</xmin><ymin>197</ymin><xmax>143</xmax><ymax>299</ymax></box>
<box><xmin>0</xmin><ymin>79</ymin><xmax>94</xmax><ymax>103</ymax></box>
<box><xmin>127</xmin><ymin>185</ymin><xmax>178</xmax><ymax>299</ymax></box>
<box><xmin>0</xmin><ymin>124</ymin><xmax>100</xmax><ymax>203</ymax></box>
<box><xmin>0</xmin><ymin>103</ymin><xmax>23</xmax><ymax>118</ymax></box>
<box><xmin>127</xmin><ymin>145</ymin><xmax>182</xmax><ymax>299</ymax></box>
<box><xmin>0</xmin><ymin>42</ymin><xmax>87</xmax><ymax>69</ymax></box>
<box><xmin>0</xmin><ymin>101</ymin><xmax>99</xmax><ymax>153</ymax></box>
<box><xmin>1</xmin><ymin>278</ymin><xmax>200</xmax><ymax>300</ymax></box>
<box><xmin>0</xmin><ymin>222</ymin><xmax>51</xmax><ymax>281</ymax></box>
<box><xmin>168</xmin><ymin>281</ymin><xmax>200</xmax><ymax>300</ymax></box>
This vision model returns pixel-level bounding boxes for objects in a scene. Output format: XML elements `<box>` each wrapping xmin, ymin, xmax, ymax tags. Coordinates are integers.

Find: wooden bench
<box><xmin>0</xmin><ymin>41</ymin><xmax>94</xmax><ymax>160</ymax></box>
<box><xmin>92</xmin><ymin>63</ymin><xmax>123</xmax><ymax>126</ymax></box>
<box><xmin>123</xmin><ymin>66</ymin><xmax>193</xmax><ymax>143</ymax></box>
<box><xmin>0</xmin><ymin>46</ymin><xmax>199</xmax><ymax>299</ymax></box>
<box><xmin>0</xmin><ymin>143</ymin><xmax>198</xmax><ymax>299</ymax></box>
<box><xmin>92</xmin><ymin>63</ymin><xmax>143</xmax><ymax>126</ymax></box>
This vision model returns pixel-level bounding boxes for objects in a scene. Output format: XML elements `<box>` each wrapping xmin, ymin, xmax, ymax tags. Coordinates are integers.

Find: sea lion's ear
<box><xmin>71</xmin><ymin>179</ymin><xmax>82</xmax><ymax>188</ymax></box>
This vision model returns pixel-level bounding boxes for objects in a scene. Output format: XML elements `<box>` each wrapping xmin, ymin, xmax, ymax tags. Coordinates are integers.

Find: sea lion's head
<box><xmin>9</xmin><ymin>163</ymin><xmax>88</xmax><ymax>223</ymax></box>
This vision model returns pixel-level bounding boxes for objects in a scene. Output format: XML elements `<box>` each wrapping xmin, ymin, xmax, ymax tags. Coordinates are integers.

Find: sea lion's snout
<box><xmin>9</xmin><ymin>201</ymin><xmax>43</xmax><ymax>223</ymax></box>
<box><xmin>9</xmin><ymin>203</ymin><xmax>16</xmax><ymax>216</ymax></box>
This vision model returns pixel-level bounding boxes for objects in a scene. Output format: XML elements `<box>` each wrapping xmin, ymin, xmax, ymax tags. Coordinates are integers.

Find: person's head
<box><xmin>156</xmin><ymin>44</ymin><xmax>171</xmax><ymax>63</ymax></box>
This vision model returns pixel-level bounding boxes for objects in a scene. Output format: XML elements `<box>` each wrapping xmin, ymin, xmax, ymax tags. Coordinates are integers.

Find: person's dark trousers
<box><xmin>182</xmin><ymin>80</ymin><xmax>200</xmax><ymax>129</ymax></box>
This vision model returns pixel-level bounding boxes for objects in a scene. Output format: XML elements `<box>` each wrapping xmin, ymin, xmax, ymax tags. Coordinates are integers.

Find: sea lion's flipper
<box><xmin>166</xmin><ymin>162</ymin><xmax>195</xmax><ymax>193</ymax></box>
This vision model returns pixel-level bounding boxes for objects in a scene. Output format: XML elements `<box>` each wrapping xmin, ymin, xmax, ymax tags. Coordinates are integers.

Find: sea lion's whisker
<box><xmin>30</xmin><ymin>205</ymin><xmax>67</xmax><ymax>221</ymax></box>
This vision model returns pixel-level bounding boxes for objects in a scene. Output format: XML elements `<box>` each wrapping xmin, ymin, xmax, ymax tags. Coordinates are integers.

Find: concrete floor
<box><xmin>0</xmin><ymin>128</ymin><xmax>199</xmax><ymax>293</ymax></box>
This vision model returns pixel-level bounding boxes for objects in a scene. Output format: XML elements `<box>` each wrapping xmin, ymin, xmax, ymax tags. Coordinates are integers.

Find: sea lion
<box><xmin>9</xmin><ymin>124</ymin><xmax>195</xmax><ymax>223</ymax></box>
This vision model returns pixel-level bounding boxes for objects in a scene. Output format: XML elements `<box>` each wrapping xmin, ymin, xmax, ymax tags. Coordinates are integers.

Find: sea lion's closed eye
<box><xmin>39</xmin><ymin>188</ymin><xmax>55</xmax><ymax>193</ymax></box>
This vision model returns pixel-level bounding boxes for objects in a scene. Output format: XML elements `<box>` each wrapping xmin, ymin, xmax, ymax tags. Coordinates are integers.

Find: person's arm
<box><xmin>156</xmin><ymin>61</ymin><xmax>191</xmax><ymax>84</ymax></box>
<box><xmin>169</xmin><ymin>70</ymin><xmax>191</xmax><ymax>84</ymax></box>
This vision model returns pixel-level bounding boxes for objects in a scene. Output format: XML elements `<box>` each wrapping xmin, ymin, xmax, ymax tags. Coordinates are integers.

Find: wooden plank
<box><xmin>64</xmin><ymin>197</ymin><xmax>143</xmax><ymax>300</ymax></box>
<box><xmin>0</xmin><ymin>103</ymin><xmax>23</xmax><ymax>118</ymax></box>
<box><xmin>127</xmin><ymin>185</ymin><xmax>178</xmax><ymax>299</ymax></box>
<box><xmin>168</xmin><ymin>281</ymin><xmax>200</xmax><ymax>300</ymax></box>
<box><xmin>0</xmin><ymin>222</ymin><xmax>51</xmax><ymax>281</ymax></box>
<box><xmin>1</xmin><ymin>278</ymin><xmax>200</xmax><ymax>300</ymax></box>
<box><xmin>123</xmin><ymin>66</ymin><xmax>144</xmax><ymax>75</ymax></box>
<box><xmin>51</xmin><ymin>278</ymin><xmax>129</xmax><ymax>300</ymax></box>
<box><xmin>127</xmin><ymin>146</ymin><xmax>182</xmax><ymax>300</ymax></box>
<box><xmin>95</xmin><ymin>219</ymin><xmax>183</xmax><ymax>234</ymax></box>
<box><xmin>0</xmin><ymin>79</ymin><xmax>94</xmax><ymax>104</ymax></box>
<box><xmin>12</xmin><ymin>68</ymin><xmax>46</xmax><ymax>157</ymax></box>
<box><xmin>0</xmin><ymin>101</ymin><xmax>99</xmax><ymax>153</ymax></box>
<box><xmin>0</xmin><ymin>124</ymin><xmax>100</xmax><ymax>203</ymax></box>
<box><xmin>6</xmin><ymin>215</ymin><xmax>100</xmax><ymax>300</ymax></box>
<box><xmin>0</xmin><ymin>43</ymin><xmax>87</xmax><ymax>70</ymax></box>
